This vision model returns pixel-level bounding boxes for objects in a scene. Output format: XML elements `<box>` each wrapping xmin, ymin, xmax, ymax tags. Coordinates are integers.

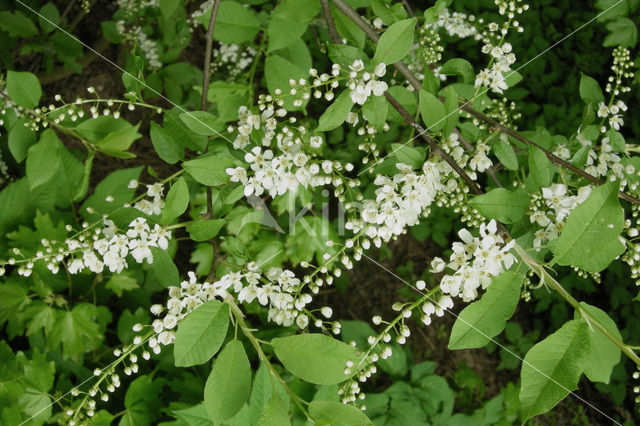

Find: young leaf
<box><xmin>316</xmin><ymin>90</ymin><xmax>354</xmax><ymax>132</ymax></box>
<box><xmin>442</xmin><ymin>86</ymin><xmax>459</xmax><ymax>136</ymax></box>
<box><xmin>26</xmin><ymin>130</ymin><xmax>61</xmax><ymax>190</ymax></box>
<box><xmin>579</xmin><ymin>73</ymin><xmax>605</xmax><ymax>104</ymax></box>
<box><xmin>150</xmin><ymin>122</ymin><xmax>184</xmax><ymax>164</ymax></box>
<box><xmin>187</xmin><ymin>219</ymin><xmax>225</xmax><ymax>242</ymax></box>
<box><xmin>492</xmin><ymin>137</ymin><xmax>518</xmax><ymax>170</ymax></box>
<box><xmin>161</xmin><ymin>177</ymin><xmax>189</xmax><ymax>223</ymax></box>
<box><xmin>7</xmin><ymin>71</ymin><xmax>42</xmax><ymax>109</ymax></box>
<box><xmin>182</xmin><ymin>155</ymin><xmax>236</xmax><ymax>186</ymax></box>
<box><xmin>362</xmin><ymin>94</ymin><xmax>387</xmax><ymax>129</ymax></box>
<box><xmin>552</xmin><ymin>181</ymin><xmax>625</xmax><ymax>273</ymax></box>
<box><xmin>373</xmin><ymin>18</ymin><xmax>417</xmax><ymax>65</ymax></box>
<box><xmin>179</xmin><ymin>111</ymin><xmax>224</xmax><ymax>136</ymax></box>
<box><xmin>448</xmin><ymin>271</ymin><xmax>523</xmax><ymax>349</ymax></box>
<box><xmin>204</xmin><ymin>340</ymin><xmax>251</xmax><ymax>423</ymax></box>
<box><xmin>419</xmin><ymin>90</ymin><xmax>446</xmax><ymax>133</ymax></box>
<box><xmin>150</xmin><ymin>247</ymin><xmax>179</xmax><ymax>288</ymax></box>
<box><xmin>577</xmin><ymin>302</ymin><xmax>622</xmax><ymax>384</ymax></box>
<box><xmin>469</xmin><ymin>188</ymin><xmax>529</xmax><ymax>224</ymax></box>
<box><xmin>257</xmin><ymin>394</ymin><xmax>291</xmax><ymax>426</ymax></box>
<box><xmin>528</xmin><ymin>146</ymin><xmax>554</xmax><ymax>188</ymax></box>
<box><xmin>272</xmin><ymin>334</ymin><xmax>362</xmax><ymax>385</ymax></box>
<box><xmin>174</xmin><ymin>301</ymin><xmax>229</xmax><ymax>367</ymax></box>
<box><xmin>308</xmin><ymin>400</ymin><xmax>372</xmax><ymax>425</ymax></box>
<box><xmin>519</xmin><ymin>320</ymin><xmax>590</xmax><ymax>422</ymax></box>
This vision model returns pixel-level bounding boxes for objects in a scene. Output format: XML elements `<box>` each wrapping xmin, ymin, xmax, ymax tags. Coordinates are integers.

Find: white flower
<box><xmin>321</xmin><ymin>307</ymin><xmax>333</xmax><ymax>318</ymax></box>
<box><xmin>310</xmin><ymin>135</ymin><xmax>323</xmax><ymax>148</ymax></box>
<box><xmin>368</xmin><ymin>80</ymin><xmax>388</xmax><ymax>97</ymax></box>
<box><xmin>597</xmin><ymin>102</ymin><xmax>609</xmax><ymax>118</ymax></box>
<box><xmin>374</xmin><ymin>63</ymin><xmax>386</xmax><ymax>77</ymax></box>
<box><xmin>158</xmin><ymin>331</ymin><xmax>174</xmax><ymax>346</ymax></box>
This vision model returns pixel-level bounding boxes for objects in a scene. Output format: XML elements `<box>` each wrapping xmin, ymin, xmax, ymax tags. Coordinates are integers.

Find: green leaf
<box><xmin>105</xmin><ymin>273</ymin><xmax>139</xmax><ymax>297</ymax></box>
<box><xmin>308</xmin><ymin>400</ymin><xmax>372</xmax><ymax>425</ymax></box>
<box><xmin>150</xmin><ymin>247</ymin><xmax>179</xmax><ymax>288</ymax></box>
<box><xmin>603</xmin><ymin>17</ymin><xmax>637</xmax><ymax>47</ymax></box>
<box><xmin>579</xmin><ymin>73</ymin><xmax>605</xmax><ymax>104</ymax></box>
<box><xmin>204</xmin><ymin>340</ymin><xmax>251</xmax><ymax>423</ymax></box>
<box><xmin>386</xmin><ymin>86</ymin><xmax>417</xmax><ymax>123</ymax></box>
<box><xmin>26</xmin><ymin>130</ymin><xmax>61</xmax><ymax>190</ymax></box>
<box><xmin>316</xmin><ymin>90</ymin><xmax>354</xmax><ymax>132</ymax></box>
<box><xmin>0</xmin><ymin>11</ymin><xmax>38</xmax><ymax>38</ymax></box>
<box><xmin>150</xmin><ymin>122</ymin><xmax>184</xmax><ymax>164</ymax></box>
<box><xmin>8</xmin><ymin>118</ymin><xmax>36</xmax><ymax>163</ymax></box>
<box><xmin>7</xmin><ymin>71</ymin><xmax>42</xmax><ymax>109</ymax></box>
<box><xmin>440</xmin><ymin>58</ymin><xmax>475</xmax><ymax>84</ymax></box>
<box><xmin>362</xmin><ymin>94</ymin><xmax>387</xmax><ymax>129</ymax></box>
<box><xmin>174</xmin><ymin>301</ymin><xmax>229</xmax><ymax>367</ymax></box>
<box><xmin>179</xmin><ymin>111</ymin><xmax>224</xmax><ymax>136</ymax></box>
<box><xmin>257</xmin><ymin>394</ymin><xmax>291</xmax><ymax>426</ymax></box>
<box><xmin>159</xmin><ymin>0</ymin><xmax>180</xmax><ymax>18</ymax></box>
<box><xmin>578</xmin><ymin>302</ymin><xmax>621</xmax><ymax>384</ymax></box>
<box><xmin>469</xmin><ymin>188</ymin><xmax>529</xmax><ymax>223</ymax></box>
<box><xmin>390</xmin><ymin>144</ymin><xmax>425</xmax><ymax>169</ymax></box>
<box><xmin>38</xmin><ymin>3</ymin><xmax>60</xmax><ymax>34</ymax></box>
<box><xmin>183</xmin><ymin>155</ymin><xmax>236</xmax><ymax>186</ymax></box>
<box><xmin>528</xmin><ymin>146</ymin><xmax>554</xmax><ymax>188</ymax></box>
<box><xmin>519</xmin><ymin>320</ymin><xmax>590</xmax><ymax>422</ymax></box>
<box><xmin>162</xmin><ymin>177</ymin><xmax>189</xmax><ymax>223</ymax></box>
<box><xmin>419</xmin><ymin>90</ymin><xmax>446</xmax><ymax>133</ymax></box>
<box><xmin>187</xmin><ymin>219</ymin><xmax>226</xmax><ymax>242</ymax></box>
<box><xmin>373</xmin><ymin>18</ymin><xmax>416</xmax><ymax>65</ymax></box>
<box><xmin>448</xmin><ymin>271</ymin><xmax>523</xmax><ymax>349</ymax></box>
<box><xmin>272</xmin><ymin>334</ymin><xmax>362</xmax><ymax>385</ymax></box>
<box><xmin>552</xmin><ymin>181</ymin><xmax>625</xmax><ymax>273</ymax></box>
<box><xmin>493</xmin><ymin>137</ymin><xmax>518</xmax><ymax>170</ymax></box>
<box><xmin>199</xmin><ymin>0</ymin><xmax>260</xmax><ymax>44</ymax></box>
<box><xmin>164</xmin><ymin>107</ymin><xmax>208</xmax><ymax>152</ymax></box>
<box><xmin>267</xmin><ymin>0</ymin><xmax>320</xmax><ymax>52</ymax></box>
<box><xmin>96</xmin><ymin>123</ymin><xmax>141</xmax><ymax>156</ymax></box>
<box><xmin>442</xmin><ymin>86</ymin><xmax>459</xmax><ymax>136</ymax></box>
<box><xmin>327</xmin><ymin>44</ymin><xmax>369</xmax><ymax>69</ymax></box>
<box><xmin>81</xmin><ymin>167</ymin><xmax>142</xmax><ymax>220</ymax></box>
<box><xmin>74</xmin><ymin>116</ymin><xmax>131</xmax><ymax>142</ymax></box>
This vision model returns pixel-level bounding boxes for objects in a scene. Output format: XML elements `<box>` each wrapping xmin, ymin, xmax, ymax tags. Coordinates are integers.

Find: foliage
<box><xmin>1</xmin><ymin>0</ymin><xmax>640</xmax><ymax>425</ymax></box>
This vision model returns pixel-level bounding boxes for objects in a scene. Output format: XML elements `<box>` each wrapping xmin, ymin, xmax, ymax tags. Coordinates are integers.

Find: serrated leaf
<box><xmin>7</xmin><ymin>71</ymin><xmax>42</xmax><ymax>109</ymax></box>
<box><xmin>179</xmin><ymin>111</ymin><xmax>224</xmax><ymax>136</ymax></box>
<box><xmin>162</xmin><ymin>177</ymin><xmax>189</xmax><ymax>223</ymax></box>
<box><xmin>362</xmin><ymin>94</ymin><xmax>387</xmax><ymax>129</ymax></box>
<box><xmin>257</xmin><ymin>394</ymin><xmax>290</xmax><ymax>426</ymax></box>
<box><xmin>272</xmin><ymin>334</ymin><xmax>362</xmax><ymax>385</ymax></box>
<box><xmin>183</xmin><ymin>155</ymin><xmax>236</xmax><ymax>186</ymax></box>
<box><xmin>578</xmin><ymin>302</ymin><xmax>621</xmax><ymax>384</ymax></box>
<box><xmin>448</xmin><ymin>271</ymin><xmax>522</xmax><ymax>349</ymax></box>
<box><xmin>552</xmin><ymin>181</ymin><xmax>625</xmax><ymax>273</ymax></box>
<box><xmin>204</xmin><ymin>340</ymin><xmax>251</xmax><ymax>423</ymax></box>
<box><xmin>26</xmin><ymin>130</ymin><xmax>60</xmax><ymax>190</ymax></box>
<box><xmin>493</xmin><ymin>137</ymin><xmax>518</xmax><ymax>170</ymax></box>
<box><xmin>579</xmin><ymin>73</ymin><xmax>605</xmax><ymax>104</ymax></box>
<box><xmin>308</xmin><ymin>400</ymin><xmax>372</xmax><ymax>425</ymax></box>
<box><xmin>373</xmin><ymin>18</ymin><xmax>416</xmax><ymax>65</ymax></box>
<box><xmin>150</xmin><ymin>247</ymin><xmax>179</xmax><ymax>288</ymax></box>
<box><xmin>174</xmin><ymin>301</ymin><xmax>229</xmax><ymax>367</ymax></box>
<box><xmin>419</xmin><ymin>90</ymin><xmax>446</xmax><ymax>133</ymax></box>
<box><xmin>150</xmin><ymin>122</ymin><xmax>184</xmax><ymax>164</ymax></box>
<box><xmin>316</xmin><ymin>90</ymin><xmax>354</xmax><ymax>132</ymax></box>
<box><xmin>470</xmin><ymin>188</ymin><xmax>529</xmax><ymax>223</ymax></box>
<box><xmin>520</xmin><ymin>320</ymin><xmax>590</xmax><ymax>422</ymax></box>
<box><xmin>187</xmin><ymin>219</ymin><xmax>225</xmax><ymax>242</ymax></box>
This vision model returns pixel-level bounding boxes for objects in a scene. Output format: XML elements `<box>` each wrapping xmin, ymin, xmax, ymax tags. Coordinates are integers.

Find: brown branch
<box><xmin>384</xmin><ymin>92</ymin><xmax>483</xmax><ymax>196</ymax></box>
<box><xmin>400</xmin><ymin>0</ymin><xmax>415</xmax><ymax>17</ymax></box>
<box><xmin>329</xmin><ymin>0</ymin><xmax>640</xmax><ymax>206</ymax></box>
<box><xmin>320</xmin><ymin>0</ymin><xmax>342</xmax><ymax>44</ymax></box>
<box><xmin>201</xmin><ymin>2</ymin><xmax>221</xmax><ymax>283</ymax></box>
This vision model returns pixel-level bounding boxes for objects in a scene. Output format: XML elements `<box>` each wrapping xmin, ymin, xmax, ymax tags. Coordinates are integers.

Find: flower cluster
<box><xmin>345</xmin><ymin>60</ymin><xmax>388</xmax><ymax>105</ymax></box>
<box><xmin>226</xmin><ymin>105</ymin><xmax>352</xmax><ymax>198</ymax></box>
<box><xmin>435</xmin><ymin>9</ymin><xmax>481</xmax><ymax>39</ymax></box>
<box><xmin>132</xmin><ymin>181</ymin><xmax>166</xmax><ymax>216</ymax></box>
<box><xmin>211</xmin><ymin>43</ymin><xmax>258</xmax><ymax>78</ymax></box>
<box><xmin>431</xmin><ymin>220</ymin><xmax>516</xmax><ymax>302</ymax></box>
<box><xmin>115</xmin><ymin>21</ymin><xmax>162</xmax><ymax>70</ymax></box>
<box><xmin>528</xmin><ymin>184</ymin><xmax>592</xmax><ymax>249</ymax></box>
<box><xmin>349</xmin><ymin>161</ymin><xmax>442</xmax><ymax>246</ymax></box>
<box><xmin>116</xmin><ymin>0</ymin><xmax>159</xmax><ymax>15</ymax></box>
<box><xmin>0</xmin><ymin>217</ymin><xmax>170</xmax><ymax>278</ymax></box>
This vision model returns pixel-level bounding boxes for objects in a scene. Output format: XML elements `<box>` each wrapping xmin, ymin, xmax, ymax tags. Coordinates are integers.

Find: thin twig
<box><xmin>400</xmin><ymin>0</ymin><xmax>415</xmax><ymax>17</ymax></box>
<box><xmin>200</xmin><ymin>2</ymin><xmax>221</xmax><ymax>282</ymax></box>
<box><xmin>320</xmin><ymin>0</ymin><xmax>342</xmax><ymax>44</ymax></box>
<box><xmin>329</xmin><ymin>0</ymin><xmax>640</xmax><ymax>206</ymax></box>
